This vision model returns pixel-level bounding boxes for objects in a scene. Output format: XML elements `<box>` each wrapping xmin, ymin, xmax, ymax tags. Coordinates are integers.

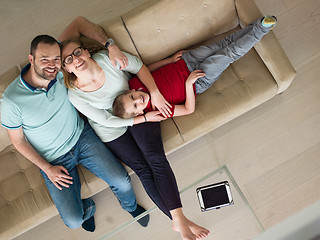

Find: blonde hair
<box><xmin>59</xmin><ymin>36</ymin><xmax>106</xmax><ymax>89</ymax></box>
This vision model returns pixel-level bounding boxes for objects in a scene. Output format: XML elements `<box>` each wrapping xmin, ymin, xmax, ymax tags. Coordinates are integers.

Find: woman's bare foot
<box><xmin>170</xmin><ymin>208</ymin><xmax>210</xmax><ymax>240</ymax></box>
<box><xmin>172</xmin><ymin>217</ymin><xmax>197</xmax><ymax>240</ymax></box>
<box><xmin>187</xmin><ymin>219</ymin><xmax>210</xmax><ymax>239</ymax></box>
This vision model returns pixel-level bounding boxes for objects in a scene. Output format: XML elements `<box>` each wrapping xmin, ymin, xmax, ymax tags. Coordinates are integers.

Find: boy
<box><xmin>113</xmin><ymin>16</ymin><xmax>277</xmax><ymax>120</ymax></box>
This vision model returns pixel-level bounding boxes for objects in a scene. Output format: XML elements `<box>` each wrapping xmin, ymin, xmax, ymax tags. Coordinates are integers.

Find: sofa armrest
<box><xmin>235</xmin><ymin>0</ymin><xmax>296</xmax><ymax>94</ymax></box>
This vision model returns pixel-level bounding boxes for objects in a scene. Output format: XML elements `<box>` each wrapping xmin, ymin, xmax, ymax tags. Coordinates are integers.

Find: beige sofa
<box><xmin>0</xmin><ymin>0</ymin><xmax>295</xmax><ymax>239</ymax></box>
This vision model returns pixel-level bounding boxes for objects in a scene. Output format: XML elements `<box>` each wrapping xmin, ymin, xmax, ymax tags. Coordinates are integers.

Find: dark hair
<box><xmin>30</xmin><ymin>35</ymin><xmax>58</xmax><ymax>57</ymax></box>
<box><xmin>113</xmin><ymin>92</ymin><xmax>134</xmax><ymax>119</ymax></box>
<box><xmin>59</xmin><ymin>37</ymin><xmax>106</xmax><ymax>89</ymax></box>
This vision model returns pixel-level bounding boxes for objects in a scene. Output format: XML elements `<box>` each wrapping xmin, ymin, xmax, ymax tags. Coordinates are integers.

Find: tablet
<box><xmin>196</xmin><ymin>181</ymin><xmax>234</xmax><ymax>212</ymax></box>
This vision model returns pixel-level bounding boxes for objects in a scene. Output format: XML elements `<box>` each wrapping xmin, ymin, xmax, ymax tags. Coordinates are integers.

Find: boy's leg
<box><xmin>105</xmin><ymin>129</ymin><xmax>173</xmax><ymax>219</ymax></box>
<box><xmin>40</xmin><ymin>153</ymin><xmax>95</xmax><ymax>229</ymax></box>
<box><xmin>129</xmin><ymin>122</ymin><xmax>182</xmax><ymax>213</ymax></box>
<box><xmin>194</xmin><ymin>17</ymin><xmax>275</xmax><ymax>93</ymax></box>
<box><xmin>77</xmin><ymin>123</ymin><xmax>137</xmax><ymax>213</ymax></box>
<box><xmin>182</xmin><ymin>22</ymin><xmax>254</xmax><ymax>69</ymax></box>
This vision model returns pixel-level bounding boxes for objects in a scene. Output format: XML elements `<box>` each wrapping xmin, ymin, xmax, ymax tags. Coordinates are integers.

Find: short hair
<box><xmin>113</xmin><ymin>92</ymin><xmax>135</xmax><ymax>119</ymax></box>
<box><xmin>30</xmin><ymin>35</ymin><xmax>58</xmax><ymax>57</ymax></box>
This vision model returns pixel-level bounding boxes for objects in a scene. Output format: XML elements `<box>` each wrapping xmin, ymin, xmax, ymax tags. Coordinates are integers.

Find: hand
<box><xmin>150</xmin><ymin>91</ymin><xmax>172</xmax><ymax>118</ymax></box>
<box><xmin>145</xmin><ymin>111</ymin><xmax>167</xmax><ymax>122</ymax></box>
<box><xmin>186</xmin><ymin>70</ymin><xmax>206</xmax><ymax>85</ymax></box>
<box><xmin>108</xmin><ymin>44</ymin><xmax>128</xmax><ymax>70</ymax></box>
<box><xmin>171</xmin><ymin>50</ymin><xmax>186</xmax><ymax>63</ymax></box>
<box><xmin>46</xmin><ymin>165</ymin><xmax>73</xmax><ymax>190</ymax></box>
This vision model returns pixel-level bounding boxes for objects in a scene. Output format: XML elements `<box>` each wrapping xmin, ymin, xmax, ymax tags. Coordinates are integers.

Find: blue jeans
<box><xmin>182</xmin><ymin>18</ymin><xmax>273</xmax><ymax>93</ymax></box>
<box><xmin>40</xmin><ymin>123</ymin><xmax>137</xmax><ymax>229</ymax></box>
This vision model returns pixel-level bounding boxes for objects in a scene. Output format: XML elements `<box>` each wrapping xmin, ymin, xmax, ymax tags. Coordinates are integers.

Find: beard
<box><xmin>34</xmin><ymin>64</ymin><xmax>59</xmax><ymax>81</ymax></box>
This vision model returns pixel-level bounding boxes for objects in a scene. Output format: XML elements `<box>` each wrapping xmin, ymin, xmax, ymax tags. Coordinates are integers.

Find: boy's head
<box><xmin>113</xmin><ymin>89</ymin><xmax>150</xmax><ymax>119</ymax></box>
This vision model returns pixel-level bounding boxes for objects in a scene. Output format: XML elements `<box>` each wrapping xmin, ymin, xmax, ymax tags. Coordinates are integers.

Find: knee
<box><xmin>111</xmin><ymin>173</ymin><xmax>133</xmax><ymax>192</ymax></box>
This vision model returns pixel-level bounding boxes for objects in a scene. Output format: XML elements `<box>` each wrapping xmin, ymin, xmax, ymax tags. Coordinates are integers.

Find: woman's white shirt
<box><xmin>68</xmin><ymin>50</ymin><xmax>143</xmax><ymax>142</ymax></box>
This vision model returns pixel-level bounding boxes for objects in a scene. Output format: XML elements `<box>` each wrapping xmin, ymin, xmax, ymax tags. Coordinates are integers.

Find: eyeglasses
<box><xmin>63</xmin><ymin>47</ymin><xmax>83</xmax><ymax>65</ymax></box>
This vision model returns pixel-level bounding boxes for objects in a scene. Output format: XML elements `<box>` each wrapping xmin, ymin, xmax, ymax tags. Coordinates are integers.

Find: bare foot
<box><xmin>172</xmin><ymin>217</ymin><xmax>197</xmax><ymax>240</ymax></box>
<box><xmin>187</xmin><ymin>219</ymin><xmax>210</xmax><ymax>239</ymax></box>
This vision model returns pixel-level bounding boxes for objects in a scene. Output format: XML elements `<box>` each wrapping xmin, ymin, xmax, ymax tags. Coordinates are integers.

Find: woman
<box><xmin>60</xmin><ymin>38</ymin><xmax>210</xmax><ymax>240</ymax></box>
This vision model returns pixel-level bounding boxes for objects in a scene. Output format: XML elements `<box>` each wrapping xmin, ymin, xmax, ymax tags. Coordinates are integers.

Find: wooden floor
<box><xmin>1</xmin><ymin>0</ymin><xmax>320</xmax><ymax>239</ymax></box>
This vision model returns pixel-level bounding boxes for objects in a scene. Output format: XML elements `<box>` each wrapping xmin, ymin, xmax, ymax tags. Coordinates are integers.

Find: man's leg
<box><xmin>40</xmin><ymin>153</ymin><xmax>95</xmax><ymax>229</ymax></box>
<box><xmin>129</xmin><ymin>122</ymin><xmax>182</xmax><ymax>213</ymax></box>
<box><xmin>77</xmin><ymin>124</ymin><xmax>137</xmax><ymax>213</ymax></box>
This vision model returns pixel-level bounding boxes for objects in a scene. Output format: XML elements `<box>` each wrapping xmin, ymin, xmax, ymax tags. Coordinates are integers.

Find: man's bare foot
<box><xmin>187</xmin><ymin>219</ymin><xmax>210</xmax><ymax>239</ymax></box>
<box><xmin>172</xmin><ymin>217</ymin><xmax>197</xmax><ymax>240</ymax></box>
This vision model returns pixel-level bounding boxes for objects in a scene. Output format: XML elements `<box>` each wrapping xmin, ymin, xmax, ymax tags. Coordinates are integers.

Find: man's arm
<box><xmin>58</xmin><ymin>16</ymin><xmax>128</xmax><ymax>69</ymax></box>
<box><xmin>173</xmin><ymin>70</ymin><xmax>205</xmax><ymax>117</ymax></box>
<box><xmin>7</xmin><ymin>128</ymin><xmax>73</xmax><ymax>190</ymax></box>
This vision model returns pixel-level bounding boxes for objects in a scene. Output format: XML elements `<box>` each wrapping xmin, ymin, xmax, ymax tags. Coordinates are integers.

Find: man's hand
<box><xmin>150</xmin><ymin>91</ymin><xmax>172</xmax><ymax>118</ymax></box>
<box><xmin>145</xmin><ymin>111</ymin><xmax>167</xmax><ymax>122</ymax></box>
<box><xmin>108</xmin><ymin>44</ymin><xmax>128</xmax><ymax>70</ymax></box>
<box><xmin>46</xmin><ymin>165</ymin><xmax>73</xmax><ymax>190</ymax></box>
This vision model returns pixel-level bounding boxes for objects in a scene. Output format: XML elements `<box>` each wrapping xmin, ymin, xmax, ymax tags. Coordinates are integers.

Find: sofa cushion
<box><xmin>122</xmin><ymin>0</ymin><xmax>239</xmax><ymax>64</ymax></box>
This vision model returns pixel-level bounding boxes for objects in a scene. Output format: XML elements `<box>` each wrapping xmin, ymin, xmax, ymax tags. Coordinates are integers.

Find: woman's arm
<box><xmin>173</xmin><ymin>70</ymin><xmax>205</xmax><ymax>117</ymax></box>
<box><xmin>58</xmin><ymin>16</ymin><xmax>128</xmax><ymax>69</ymax></box>
<box><xmin>136</xmin><ymin>64</ymin><xmax>172</xmax><ymax>117</ymax></box>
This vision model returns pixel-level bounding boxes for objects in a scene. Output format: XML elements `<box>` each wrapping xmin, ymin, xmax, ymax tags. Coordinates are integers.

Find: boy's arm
<box><xmin>58</xmin><ymin>16</ymin><xmax>128</xmax><ymax>69</ymax></box>
<box><xmin>147</xmin><ymin>50</ymin><xmax>186</xmax><ymax>72</ymax></box>
<box><xmin>173</xmin><ymin>70</ymin><xmax>205</xmax><ymax>117</ymax></box>
<box><xmin>7</xmin><ymin>128</ymin><xmax>73</xmax><ymax>190</ymax></box>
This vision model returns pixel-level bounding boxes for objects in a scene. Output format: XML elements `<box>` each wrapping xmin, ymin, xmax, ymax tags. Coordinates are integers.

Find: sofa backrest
<box><xmin>120</xmin><ymin>0</ymin><xmax>239</xmax><ymax>64</ymax></box>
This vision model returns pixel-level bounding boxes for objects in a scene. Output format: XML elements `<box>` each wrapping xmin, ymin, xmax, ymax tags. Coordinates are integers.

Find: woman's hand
<box><xmin>186</xmin><ymin>70</ymin><xmax>206</xmax><ymax>85</ymax></box>
<box><xmin>150</xmin><ymin>91</ymin><xmax>172</xmax><ymax>118</ymax></box>
<box><xmin>145</xmin><ymin>111</ymin><xmax>167</xmax><ymax>122</ymax></box>
<box><xmin>108</xmin><ymin>44</ymin><xmax>128</xmax><ymax>70</ymax></box>
<box><xmin>170</xmin><ymin>50</ymin><xmax>186</xmax><ymax>63</ymax></box>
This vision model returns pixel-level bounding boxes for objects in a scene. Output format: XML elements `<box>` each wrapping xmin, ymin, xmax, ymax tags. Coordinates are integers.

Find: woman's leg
<box><xmin>105</xmin><ymin>129</ymin><xmax>172</xmax><ymax>218</ymax></box>
<box><xmin>129</xmin><ymin>122</ymin><xmax>182</xmax><ymax>212</ymax></box>
<box><xmin>129</xmin><ymin>122</ymin><xmax>210</xmax><ymax>240</ymax></box>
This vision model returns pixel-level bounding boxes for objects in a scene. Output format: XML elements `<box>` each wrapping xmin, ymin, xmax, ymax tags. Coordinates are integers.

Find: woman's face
<box><xmin>61</xmin><ymin>42</ymin><xmax>91</xmax><ymax>74</ymax></box>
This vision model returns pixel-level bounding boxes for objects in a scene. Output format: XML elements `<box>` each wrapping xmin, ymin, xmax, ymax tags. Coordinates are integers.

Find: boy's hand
<box><xmin>187</xmin><ymin>70</ymin><xmax>206</xmax><ymax>85</ymax></box>
<box><xmin>150</xmin><ymin>91</ymin><xmax>172</xmax><ymax>117</ymax></box>
<box><xmin>108</xmin><ymin>44</ymin><xmax>128</xmax><ymax>70</ymax></box>
<box><xmin>171</xmin><ymin>50</ymin><xmax>187</xmax><ymax>63</ymax></box>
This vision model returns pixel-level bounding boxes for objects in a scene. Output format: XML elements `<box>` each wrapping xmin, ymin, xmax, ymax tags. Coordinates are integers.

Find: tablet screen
<box><xmin>201</xmin><ymin>185</ymin><xmax>230</xmax><ymax>208</ymax></box>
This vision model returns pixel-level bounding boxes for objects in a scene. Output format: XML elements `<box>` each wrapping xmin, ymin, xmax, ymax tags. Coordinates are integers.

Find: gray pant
<box><xmin>182</xmin><ymin>18</ymin><xmax>273</xmax><ymax>94</ymax></box>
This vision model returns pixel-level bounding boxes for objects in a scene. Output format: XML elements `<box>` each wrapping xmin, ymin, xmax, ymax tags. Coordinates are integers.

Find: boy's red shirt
<box><xmin>129</xmin><ymin>59</ymin><xmax>195</xmax><ymax>117</ymax></box>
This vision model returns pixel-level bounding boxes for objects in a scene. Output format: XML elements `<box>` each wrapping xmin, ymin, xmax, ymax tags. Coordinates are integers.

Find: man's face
<box><xmin>122</xmin><ymin>90</ymin><xmax>150</xmax><ymax>117</ymax></box>
<box><xmin>31</xmin><ymin>42</ymin><xmax>61</xmax><ymax>81</ymax></box>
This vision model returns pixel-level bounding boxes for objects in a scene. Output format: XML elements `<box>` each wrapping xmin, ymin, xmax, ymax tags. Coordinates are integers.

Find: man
<box><xmin>0</xmin><ymin>17</ymin><xmax>148</xmax><ymax>232</ymax></box>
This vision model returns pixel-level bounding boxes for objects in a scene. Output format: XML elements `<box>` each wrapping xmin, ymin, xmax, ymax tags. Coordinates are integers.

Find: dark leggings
<box><xmin>105</xmin><ymin>122</ymin><xmax>182</xmax><ymax>219</ymax></box>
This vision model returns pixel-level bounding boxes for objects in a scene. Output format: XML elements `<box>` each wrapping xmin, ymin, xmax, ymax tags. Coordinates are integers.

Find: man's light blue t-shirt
<box><xmin>0</xmin><ymin>64</ymin><xmax>84</xmax><ymax>162</ymax></box>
